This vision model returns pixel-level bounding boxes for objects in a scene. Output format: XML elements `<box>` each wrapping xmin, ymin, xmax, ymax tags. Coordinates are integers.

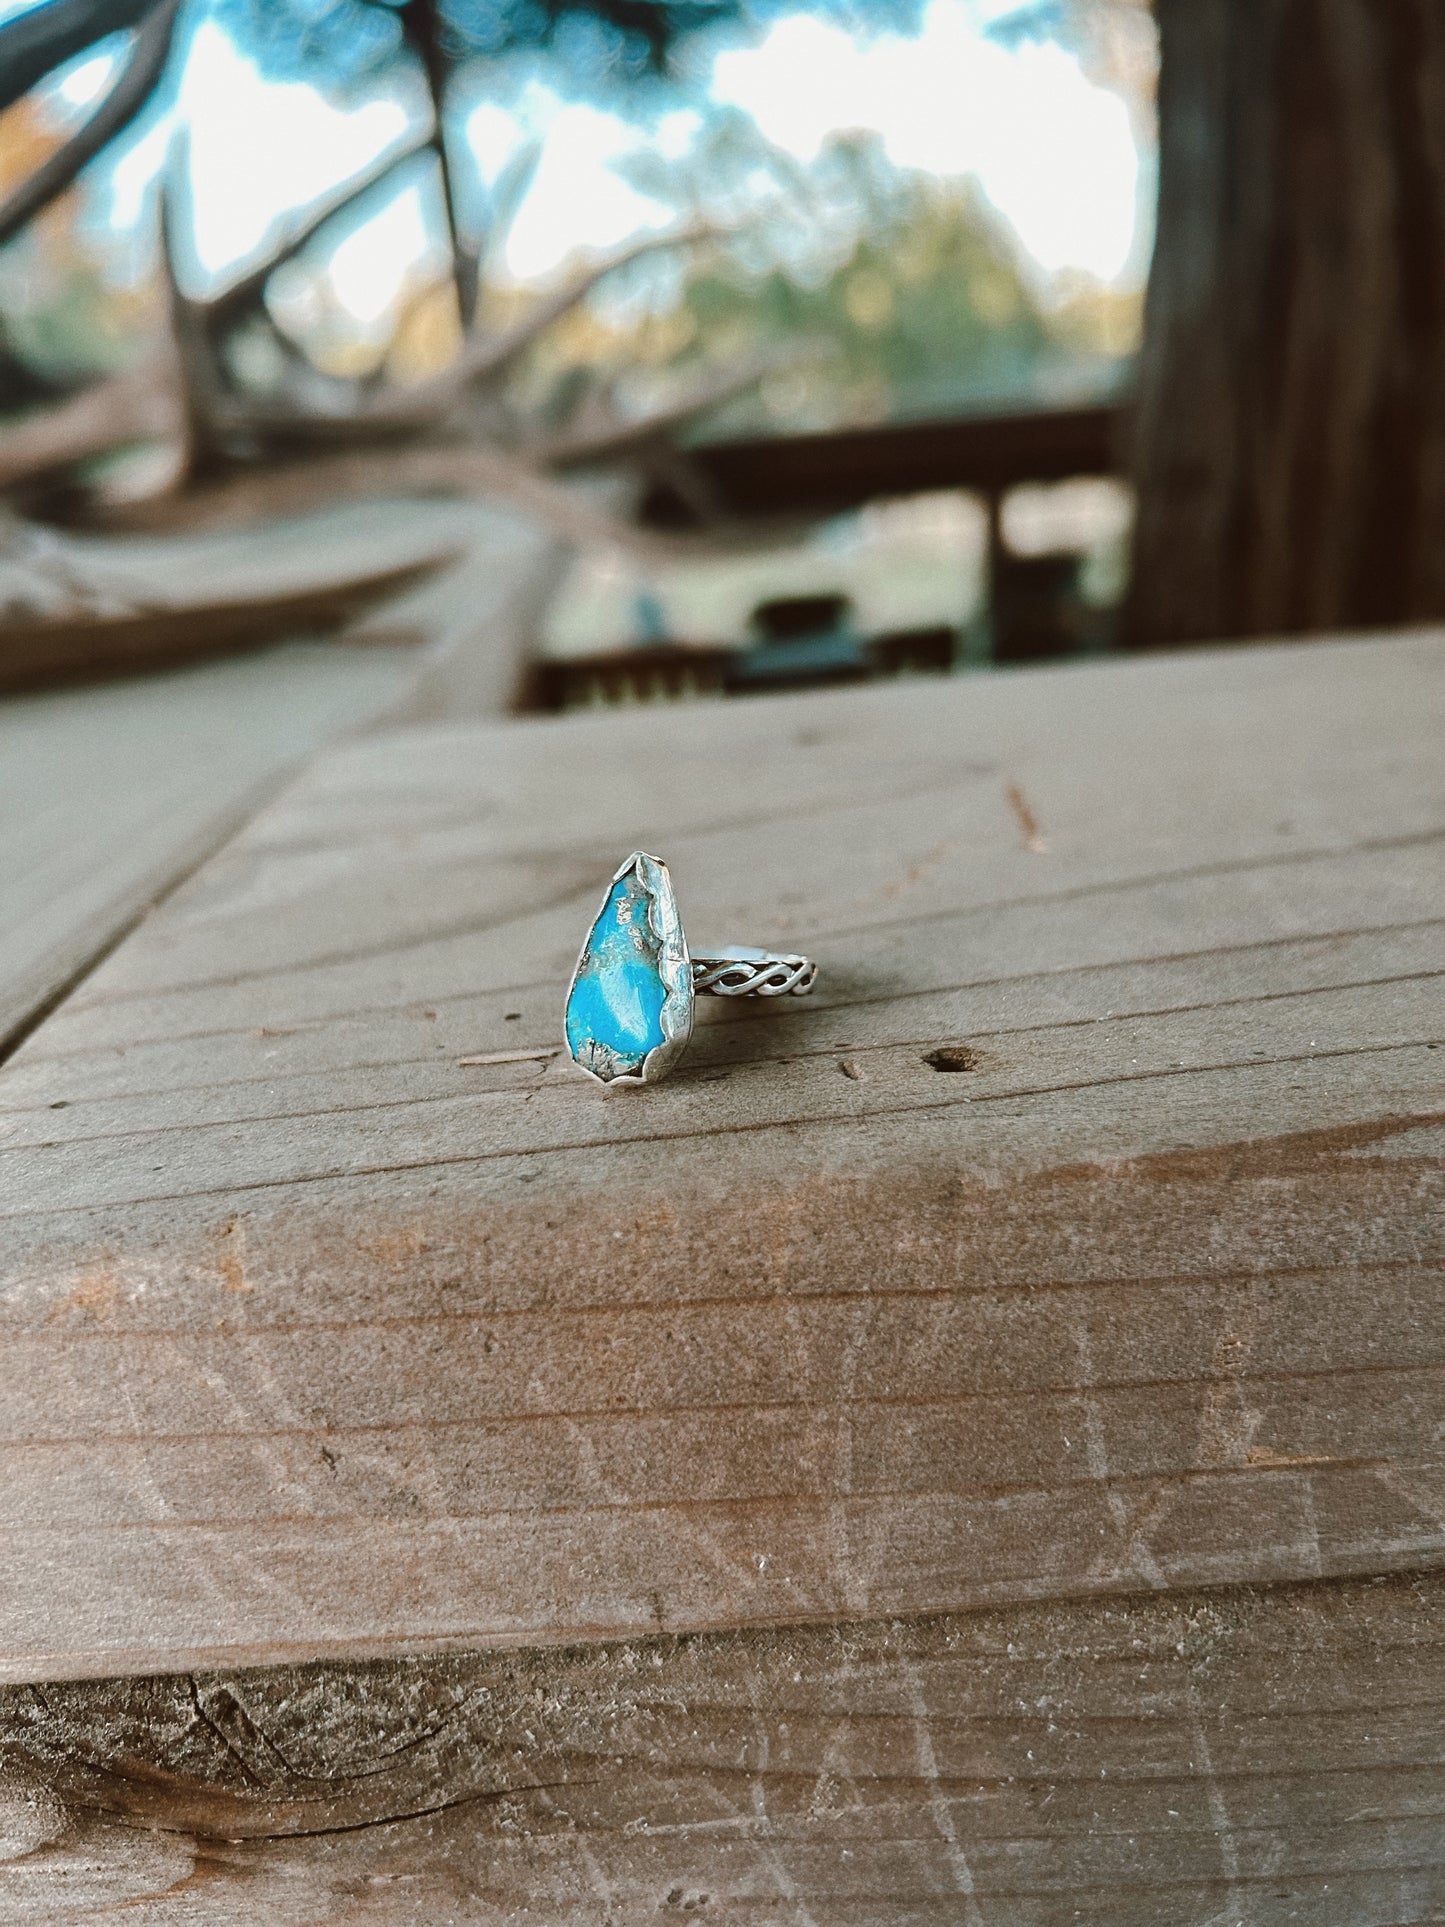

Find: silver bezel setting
<box><xmin>564</xmin><ymin>851</ymin><xmax>694</xmax><ymax>1087</ymax></box>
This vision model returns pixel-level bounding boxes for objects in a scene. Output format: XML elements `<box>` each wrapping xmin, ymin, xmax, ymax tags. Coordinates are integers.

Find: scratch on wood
<box><xmin>1197</xmin><ymin>1300</ymin><xmax>1265</xmax><ymax>1470</ymax></box>
<box><xmin>558</xmin><ymin>1414</ymin><xmax>755</xmax><ymax>1612</ymax></box>
<box><xmin>1183</xmin><ymin>1677</ymin><xmax>1244</xmax><ymax>1908</ymax></box>
<box><xmin>1004</xmin><ymin>782</ymin><xmax>1048</xmax><ymax>854</ymax></box>
<box><xmin>456</xmin><ymin>1047</ymin><xmax>561</xmax><ymax>1066</ymax></box>
<box><xmin>1373</xmin><ymin>1463</ymin><xmax>1445</xmax><ymax>1537</ymax></box>
<box><xmin>1296</xmin><ymin>1470</ymin><xmax>1324</xmax><ymax>1579</ymax></box>
<box><xmin>1073</xmin><ymin>1314</ymin><xmax>1168</xmax><ymax>1591</ymax></box>
<box><xmin>1243</xmin><ymin>1449</ymin><xmax>1339</xmax><ymax>1468</ymax></box>
<box><xmin>828</xmin><ymin>1297</ymin><xmax>879</xmax><ymax>1618</ymax></box>
<box><xmin>903</xmin><ymin>1654</ymin><xmax>986</xmax><ymax>1925</ymax></box>
<box><xmin>739</xmin><ymin>1660</ymin><xmax>823</xmax><ymax>1927</ymax></box>
<box><xmin>545</xmin><ymin>1789</ymin><xmax>619</xmax><ymax>1918</ymax></box>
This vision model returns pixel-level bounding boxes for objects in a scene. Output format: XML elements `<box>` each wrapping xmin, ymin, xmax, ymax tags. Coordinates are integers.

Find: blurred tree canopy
<box><xmin>543</xmin><ymin>122</ymin><xmax>1124</xmax><ymax>439</ymax></box>
<box><xmin>0</xmin><ymin>0</ymin><xmax>1142</xmax><ymax>529</ymax></box>
<box><xmin>0</xmin><ymin>94</ymin><xmax>146</xmax><ymax>402</ymax></box>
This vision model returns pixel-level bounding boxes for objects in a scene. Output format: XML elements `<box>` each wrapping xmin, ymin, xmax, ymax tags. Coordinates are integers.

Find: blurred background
<box><xmin>2</xmin><ymin>0</ymin><xmax>1438</xmax><ymax>706</ymax></box>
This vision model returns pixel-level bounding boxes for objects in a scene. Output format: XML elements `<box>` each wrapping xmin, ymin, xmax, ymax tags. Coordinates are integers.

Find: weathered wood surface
<box><xmin>0</xmin><ymin>498</ymin><xmax>485</xmax><ymax>688</ymax></box>
<box><xmin>350</xmin><ymin>516</ymin><xmax>564</xmax><ymax>720</ymax></box>
<box><xmin>0</xmin><ymin>630</ymin><xmax>1440</xmax><ymax>1685</ymax></box>
<box><xmin>0</xmin><ymin>642</ymin><xmax>414</xmax><ymax>1061</ymax></box>
<box><xmin>0</xmin><ymin>494</ymin><xmax>565</xmax><ymax>695</ymax></box>
<box><xmin>1</xmin><ymin>1573</ymin><xmax>1441</xmax><ymax>1925</ymax></box>
<box><xmin>0</xmin><ymin>497</ymin><xmax>564</xmax><ymax>1062</ymax></box>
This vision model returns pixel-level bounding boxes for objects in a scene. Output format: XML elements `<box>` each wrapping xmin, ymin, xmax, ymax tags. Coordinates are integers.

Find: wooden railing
<box><xmin>641</xmin><ymin>400</ymin><xmax>1128</xmax><ymax>524</ymax></box>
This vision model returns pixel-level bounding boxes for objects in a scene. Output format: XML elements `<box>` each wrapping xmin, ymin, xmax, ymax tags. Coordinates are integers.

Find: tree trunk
<box><xmin>1125</xmin><ymin>0</ymin><xmax>1445</xmax><ymax>646</ymax></box>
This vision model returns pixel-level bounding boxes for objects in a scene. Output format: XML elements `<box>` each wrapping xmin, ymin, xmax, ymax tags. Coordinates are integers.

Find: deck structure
<box><xmin>0</xmin><ymin>630</ymin><xmax>1440</xmax><ymax>1922</ymax></box>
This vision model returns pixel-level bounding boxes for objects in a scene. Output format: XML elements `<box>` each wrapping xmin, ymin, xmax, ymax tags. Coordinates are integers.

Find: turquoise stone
<box><xmin>566</xmin><ymin>868</ymin><xmax>670</xmax><ymax>1082</ymax></box>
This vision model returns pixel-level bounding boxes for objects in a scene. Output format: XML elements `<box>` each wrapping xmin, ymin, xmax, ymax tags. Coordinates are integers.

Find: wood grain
<box><xmin>1</xmin><ymin>1573</ymin><xmax>1441</xmax><ymax>1924</ymax></box>
<box><xmin>0</xmin><ymin>497</ymin><xmax>560</xmax><ymax>1061</ymax></box>
<box><xmin>0</xmin><ymin>642</ymin><xmax>413</xmax><ymax>1062</ymax></box>
<box><xmin>0</xmin><ymin>630</ymin><xmax>1440</xmax><ymax>1682</ymax></box>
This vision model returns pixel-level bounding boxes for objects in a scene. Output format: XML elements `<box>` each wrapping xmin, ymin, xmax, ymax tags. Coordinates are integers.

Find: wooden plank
<box><xmin>0</xmin><ymin>497</ymin><xmax>563</xmax><ymax>1060</ymax></box>
<box><xmin>0</xmin><ymin>496</ymin><xmax>562</xmax><ymax>692</ymax></box>
<box><xmin>0</xmin><ymin>1572</ymin><xmax>1441</xmax><ymax>1924</ymax></box>
<box><xmin>0</xmin><ymin>560</ymin><xmax>441</xmax><ymax>689</ymax></box>
<box><xmin>0</xmin><ymin>498</ymin><xmax>481</xmax><ymax>689</ymax></box>
<box><xmin>350</xmin><ymin>519</ymin><xmax>565</xmax><ymax>720</ymax></box>
<box><xmin>0</xmin><ymin>642</ymin><xmax>414</xmax><ymax>1062</ymax></box>
<box><xmin>0</xmin><ymin>630</ymin><xmax>1440</xmax><ymax>1682</ymax></box>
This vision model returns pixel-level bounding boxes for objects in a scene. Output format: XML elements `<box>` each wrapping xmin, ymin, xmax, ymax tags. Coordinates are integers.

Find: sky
<box><xmin>37</xmin><ymin>0</ymin><xmax>1151</xmax><ymax>324</ymax></box>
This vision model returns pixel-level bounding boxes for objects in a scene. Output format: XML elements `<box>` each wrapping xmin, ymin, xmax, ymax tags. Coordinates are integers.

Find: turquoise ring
<box><xmin>564</xmin><ymin>852</ymin><xmax>818</xmax><ymax>1087</ymax></box>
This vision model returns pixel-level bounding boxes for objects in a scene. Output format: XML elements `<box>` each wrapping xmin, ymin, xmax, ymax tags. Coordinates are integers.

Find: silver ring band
<box><xmin>691</xmin><ymin>947</ymin><xmax>818</xmax><ymax>997</ymax></box>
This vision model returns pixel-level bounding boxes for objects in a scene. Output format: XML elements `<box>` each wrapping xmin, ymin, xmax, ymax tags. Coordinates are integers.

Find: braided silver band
<box><xmin>691</xmin><ymin>948</ymin><xmax>818</xmax><ymax>997</ymax></box>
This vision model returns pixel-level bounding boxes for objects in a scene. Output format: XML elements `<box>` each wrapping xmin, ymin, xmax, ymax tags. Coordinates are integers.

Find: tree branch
<box><xmin>0</xmin><ymin>361</ymin><xmax>180</xmax><ymax>490</ymax></box>
<box><xmin>537</xmin><ymin>354</ymin><xmax>783</xmax><ymax>470</ymax></box>
<box><xmin>156</xmin><ymin>162</ymin><xmax>211</xmax><ymax>474</ymax></box>
<box><xmin>328</xmin><ymin>221</ymin><xmax>714</xmax><ymax>433</ymax></box>
<box><xmin>185</xmin><ymin>222</ymin><xmax>716</xmax><ymax>450</ymax></box>
<box><xmin>0</xmin><ymin>0</ymin><xmax>157</xmax><ymax>116</ymax></box>
<box><xmin>203</xmin><ymin>135</ymin><xmax>434</xmax><ymax>327</ymax></box>
<box><xmin>89</xmin><ymin>440</ymin><xmax>657</xmax><ymax>552</ymax></box>
<box><xmin>400</xmin><ymin>0</ymin><xmax>477</xmax><ymax>330</ymax></box>
<box><xmin>0</xmin><ymin>0</ymin><xmax>181</xmax><ymax>246</ymax></box>
<box><xmin>476</xmin><ymin>138</ymin><xmax>542</xmax><ymax>277</ymax></box>
<box><xmin>453</xmin><ymin>221</ymin><xmax>714</xmax><ymax>390</ymax></box>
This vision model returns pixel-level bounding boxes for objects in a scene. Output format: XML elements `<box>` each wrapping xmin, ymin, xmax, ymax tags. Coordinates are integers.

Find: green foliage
<box><xmin>619</xmin><ymin>127</ymin><xmax>1060</xmax><ymax>433</ymax></box>
<box><xmin>2</xmin><ymin>271</ymin><xmax>132</xmax><ymax>385</ymax></box>
<box><xmin>0</xmin><ymin>227</ymin><xmax>143</xmax><ymax>408</ymax></box>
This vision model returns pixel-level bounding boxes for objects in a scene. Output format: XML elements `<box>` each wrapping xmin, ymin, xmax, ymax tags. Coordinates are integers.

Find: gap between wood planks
<box><xmin>0</xmin><ymin>764</ymin><xmax>294</xmax><ymax>1072</ymax></box>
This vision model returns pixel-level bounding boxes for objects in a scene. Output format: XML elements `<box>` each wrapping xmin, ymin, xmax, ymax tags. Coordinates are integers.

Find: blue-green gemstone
<box><xmin>566</xmin><ymin>869</ymin><xmax>669</xmax><ymax>1081</ymax></box>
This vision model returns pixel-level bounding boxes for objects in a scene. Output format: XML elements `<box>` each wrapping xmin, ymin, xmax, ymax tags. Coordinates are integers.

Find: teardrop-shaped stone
<box><xmin>565</xmin><ymin>855</ymin><xmax>689</xmax><ymax>1083</ymax></box>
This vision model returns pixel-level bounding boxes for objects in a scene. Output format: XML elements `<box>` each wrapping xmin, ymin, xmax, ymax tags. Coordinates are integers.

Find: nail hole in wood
<box><xmin>925</xmin><ymin>1045</ymin><xmax>982</xmax><ymax>1073</ymax></box>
